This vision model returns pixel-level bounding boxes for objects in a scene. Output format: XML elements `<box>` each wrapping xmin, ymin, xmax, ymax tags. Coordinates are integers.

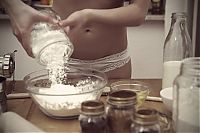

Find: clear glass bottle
<box><xmin>130</xmin><ymin>108</ymin><xmax>161</xmax><ymax>133</ymax></box>
<box><xmin>79</xmin><ymin>100</ymin><xmax>107</xmax><ymax>133</ymax></box>
<box><xmin>173</xmin><ymin>57</ymin><xmax>200</xmax><ymax>133</ymax></box>
<box><xmin>31</xmin><ymin>8</ymin><xmax>74</xmax><ymax>65</ymax></box>
<box><xmin>106</xmin><ymin>89</ymin><xmax>137</xmax><ymax>133</ymax></box>
<box><xmin>162</xmin><ymin>12</ymin><xmax>193</xmax><ymax>90</ymax></box>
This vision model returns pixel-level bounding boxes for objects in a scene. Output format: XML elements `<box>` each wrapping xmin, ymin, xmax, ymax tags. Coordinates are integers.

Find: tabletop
<box><xmin>5</xmin><ymin>79</ymin><xmax>173</xmax><ymax>133</ymax></box>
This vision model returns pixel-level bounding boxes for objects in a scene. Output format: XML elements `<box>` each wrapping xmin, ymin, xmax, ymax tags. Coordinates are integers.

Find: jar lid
<box><xmin>107</xmin><ymin>89</ymin><xmax>137</xmax><ymax>106</ymax></box>
<box><xmin>81</xmin><ymin>100</ymin><xmax>105</xmax><ymax>116</ymax></box>
<box><xmin>134</xmin><ymin>108</ymin><xmax>159</xmax><ymax>125</ymax></box>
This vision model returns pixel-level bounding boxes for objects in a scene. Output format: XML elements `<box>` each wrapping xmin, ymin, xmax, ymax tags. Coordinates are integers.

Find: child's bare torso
<box><xmin>52</xmin><ymin>0</ymin><xmax>131</xmax><ymax>78</ymax></box>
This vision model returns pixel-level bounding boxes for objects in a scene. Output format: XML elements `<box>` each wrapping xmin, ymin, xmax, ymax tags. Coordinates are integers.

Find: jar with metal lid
<box><xmin>31</xmin><ymin>8</ymin><xmax>74</xmax><ymax>65</ymax></box>
<box><xmin>79</xmin><ymin>100</ymin><xmax>107</xmax><ymax>133</ymax></box>
<box><xmin>106</xmin><ymin>89</ymin><xmax>137</xmax><ymax>133</ymax></box>
<box><xmin>130</xmin><ymin>108</ymin><xmax>161</xmax><ymax>133</ymax></box>
<box><xmin>173</xmin><ymin>57</ymin><xmax>200</xmax><ymax>133</ymax></box>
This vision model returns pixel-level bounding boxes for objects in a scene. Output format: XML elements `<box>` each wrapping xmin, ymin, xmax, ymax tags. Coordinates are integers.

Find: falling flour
<box><xmin>32</xmin><ymin>37</ymin><xmax>102</xmax><ymax>117</ymax></box>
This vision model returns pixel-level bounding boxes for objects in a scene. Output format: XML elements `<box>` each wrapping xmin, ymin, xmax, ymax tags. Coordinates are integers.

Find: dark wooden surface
<box><xmin>6</xmin><ymin>79</ymin><xmax>173</xmax><ymax>133</ymax></box>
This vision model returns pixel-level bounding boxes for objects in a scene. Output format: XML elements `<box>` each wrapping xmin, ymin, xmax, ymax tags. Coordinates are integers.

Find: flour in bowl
<box><xmin>32</xmin><ymin>79</ymin><xmax>102</xmax><ymax>117</ymax></box>
<box><xmin>30</xmin><ymin>32</ymin><xmax>104</xmax><ymax>118</ymax></box>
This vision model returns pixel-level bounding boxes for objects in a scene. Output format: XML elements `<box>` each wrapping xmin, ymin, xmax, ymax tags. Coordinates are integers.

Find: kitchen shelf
<box><xmin>145</xmin><ymin>14</ymin><xmax>164</xmax><ymax>21</ymax></box>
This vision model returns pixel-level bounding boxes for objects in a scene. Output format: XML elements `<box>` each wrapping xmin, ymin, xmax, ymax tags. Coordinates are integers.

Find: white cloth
<box><xmin>69</xmin><ymin>49</ymin><xmax>131</xmax><ymax>72</ymax></box>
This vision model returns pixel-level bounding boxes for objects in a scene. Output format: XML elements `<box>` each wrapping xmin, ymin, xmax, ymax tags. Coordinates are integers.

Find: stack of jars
<box><xmin>79</xmin><ymin>89</ymin><xmax>162</xmax><ymax>133</ymax></box>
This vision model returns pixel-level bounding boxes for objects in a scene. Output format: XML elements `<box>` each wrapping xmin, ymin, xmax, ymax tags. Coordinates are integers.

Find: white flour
<box><xmin>31</xmin><ymin>33</ymin><xmax>102</xmax><ymax>117</ymax></box>
<box><xmin>29</xmin><ymin>14</ymin><xmax>104</xmax><ymax>118</ymax></box>
<box><xmin>30</xmin><ymin>23</ymin><xmax>105</xmax><ymax>118</ymax></box>
<box><xmin>31</xmin><ymin>24</ymin><xmax>73</xmax><ymax>65</ymax></box>
<box><xmin>33</xmin><ymin>80</ymin><xmax>101</xmax><ymax>117</ymax></box>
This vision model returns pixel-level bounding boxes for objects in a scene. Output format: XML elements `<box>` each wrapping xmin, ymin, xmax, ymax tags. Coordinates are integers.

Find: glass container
<box><xmin>162</xmin><ymin>12</ymin><xmax>193</xmax><ymax>90</ymax></box>
<box><xmin>173</xmin><ymin>57</ymin><xmax>200</xmax><ymax>133</ymax></box>
<box><xmin>130</xmin><ymin>108</ymin><xmax>161</xmax><ymax>133</ymax></box>
<box><xmin>31</xmin><ymin>8</ymin><xmax>73</xmax><ymax>65</ymax></box>
<box><xmin>110</xmin><ymin>80</ymin><xmax>150</xmax><ymax>107</ymax></box>
<box><xmin>24</xmin><ymin>66</ymin><xmax>107</xmax><ymax>119</ymax></box>
<box><xmin>106</xmin><ymin>89</ymin><xmax>137</xmax><ymax>133</ymax></box>
<box><xmin>79</xmin><ymin>100</ymin><xmax>107</xmax><ymax>133</ymax></box>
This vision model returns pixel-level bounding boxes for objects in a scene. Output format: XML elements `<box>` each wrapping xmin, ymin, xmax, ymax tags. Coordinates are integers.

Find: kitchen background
<box><xmin>0</xmin><ymin>0</ymin><xmax>199</xmax><ymax>80</ymax></box>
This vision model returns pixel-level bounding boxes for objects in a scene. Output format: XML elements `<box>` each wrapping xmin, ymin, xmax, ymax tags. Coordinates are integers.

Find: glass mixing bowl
<box><xmin>24</xmin><ymin>67</ymin><xmax>107</xmax><ymax>119</ymax></box>
<box><xmin>110</xmin><ymin>80</ymin><xmax>150</xmax><ymax>107</ymax></box>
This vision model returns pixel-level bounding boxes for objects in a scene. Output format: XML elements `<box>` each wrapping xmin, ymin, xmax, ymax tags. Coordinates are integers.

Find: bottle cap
<box><xmin>134</xmin><ymin>108</ymin><xmax>159</xmax><ymax>125</ymax></box>
<box><xmin>107</xmin><ymin>89</ymin><xmax>137</xmax><ymax>106</ymax></box>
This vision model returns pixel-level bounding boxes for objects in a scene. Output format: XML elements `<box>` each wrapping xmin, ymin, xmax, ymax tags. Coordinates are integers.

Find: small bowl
<box><xmin>110</xmin><ymin>80</ymin><xmax>150</xmax><ymax>107</ymax></box>
<box><xmin>160</xmin><ymin>87</ymin><xmax>173</xmax><ymax>112</ymax></box>
<box><xmin>24</xmin><ymin>67</ymin><xmax>107</xmax><ymax>119</ymax></box>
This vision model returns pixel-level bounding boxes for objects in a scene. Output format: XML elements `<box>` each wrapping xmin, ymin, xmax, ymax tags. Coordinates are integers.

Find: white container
<box><xmin>0</xmin><ymin>112</ymin><xmax>44</xmax><ymax>132</ymax></box>
<box><xmin>162</xmin><ymin>61</ymin><xmax>181</xmax><ymax>89</ymax></box>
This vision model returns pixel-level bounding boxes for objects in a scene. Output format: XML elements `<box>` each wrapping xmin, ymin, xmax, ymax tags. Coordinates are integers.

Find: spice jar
<box><xmin>162</xmin><ymin>12</ymin><xmax>193</xmax><ymax>90</ymax></box>
<box><xmin>106</xmin><ymin>89</ymin><xmax>137</xmax><ymax>133</ymax></box>
<box><xmin>31</xmin><ymin>8</ymin><xmax>74</xmax><ymax>65</ymax></box>
<box><xmin>130</xmin><ymin>108</ymin><xmax>161</xmax><ymax>133</ymax></box>
<box><xmin>79</xmin><ymin>100</ymin><xmax>107</xmax><ymax>133</ymax></box>
<box><xmin>173</xmin><ymin>57</ymin><xmax>200</xmax><ymax>133</ymax></box>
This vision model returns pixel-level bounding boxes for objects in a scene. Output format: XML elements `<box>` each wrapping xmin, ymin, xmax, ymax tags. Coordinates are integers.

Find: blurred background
<box><xmin>0</xmin><ymin>0</ymin><xmax>199</xmax><ymax>80</ymax></box>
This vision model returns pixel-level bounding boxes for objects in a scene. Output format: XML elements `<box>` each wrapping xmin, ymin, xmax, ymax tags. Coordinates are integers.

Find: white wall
<box><xmin>0</xmin><ymin>20</ymin><xmax>45</xmax><ymax>80</ymax></box>
<box><xmin>128</xmin><ymin>21</ymin><xmax>164</xmax><ymax>79</ymax></box>
<box><xmin>0</xmin><ymin>19</ymin><xmax>165</xmax><ymax>80</ymax></box>
<box><xmin>165</xmin><ymin>0</ymin><xmax>194</xmax><ymax>37</ymax></box>
<box><xmin>0</xmin><ymin>0</ymin><xmax>194</xmax><ymax>80</ymax></box>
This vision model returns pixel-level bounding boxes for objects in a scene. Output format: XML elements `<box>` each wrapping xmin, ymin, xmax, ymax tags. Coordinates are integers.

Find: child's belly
<box><xmin>68</xmin><ymin>25</ymin><xmax>128</xmax><ymax>60</ymax></box>
<box><xmin>52</xmin><ymin>0</ymin><xmax>127</xmax><ymax>60</ymax></box>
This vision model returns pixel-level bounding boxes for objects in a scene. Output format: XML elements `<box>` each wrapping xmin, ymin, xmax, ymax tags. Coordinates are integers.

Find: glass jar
<box><xmin>130</xmin><ymin>109</ymin><xmax>161</xmax><ymax>133</ymax></box>
<box><xmin>162</xmin><ymin>12</ymin><xmax>193</xmax><ymax>90</ymax></box>
<box><xmin>30</xmin><ymin>8</ymin><xmax>74</xmax><ymax>65</ymax></box>
<box><xmin>173</xmin><ymin>57</ymin><xmax>200</xmax><ymax>133</ymax></box>
<box><xmin>130</xmin><ymin>108</ymin><xmax>161</xmax><ymax>133</ymax></box>
<box><xmin>106</xmin><ymin>89</ymin><xmax>137</xmax><ymax>133</ymax></box>
<box><xmin>110</xmin><ymin>80</ymin><xmax>150</xmax><ymax>108</ymax></box>
<box><xmin>79</xmin><ymin>100</ymin><xmax>107</xmax><ymax>133</ymax></box>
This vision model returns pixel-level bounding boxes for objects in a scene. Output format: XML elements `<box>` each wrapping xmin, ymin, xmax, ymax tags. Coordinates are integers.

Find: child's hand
<box><xmin>8</xmin><ymin>4</ymin><xmax>57</xmax><ymax>57</ymax></box>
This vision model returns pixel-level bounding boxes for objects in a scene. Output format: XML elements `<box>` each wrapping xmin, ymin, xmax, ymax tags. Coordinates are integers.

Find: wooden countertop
<box><xmin>5</xmin><ymin>79</ymin><xmax>173</xmax><ymax>133</ymax></box>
